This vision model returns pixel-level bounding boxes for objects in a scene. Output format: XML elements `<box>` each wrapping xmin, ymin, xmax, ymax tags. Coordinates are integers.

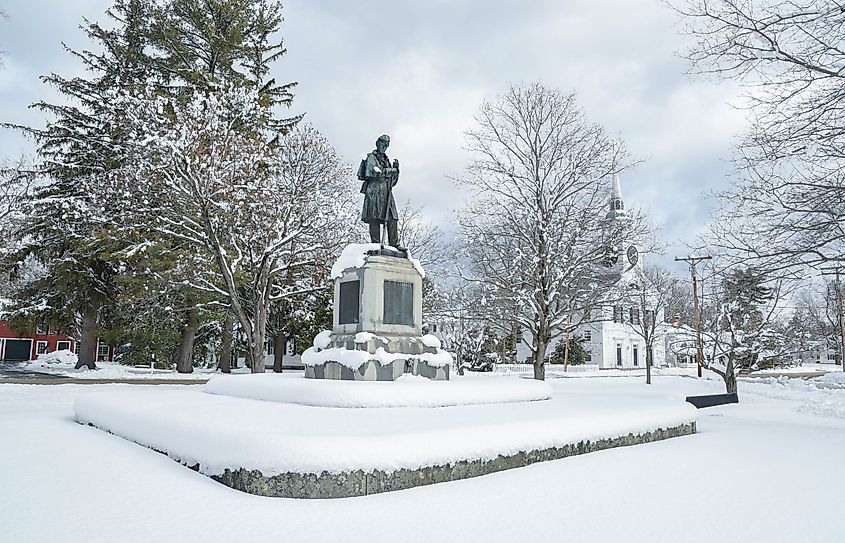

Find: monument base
<box><xmin>302</xmin><ymin>331</ymin><xmax>451</xmax><ymax>381</ymax></box>
<box><xmin>314</xmin><ymin>244</ymin><xmax>452</xmax><ymax>380</ymax></box>
<box><xmin>304</xmin><ymin>358</ymin><xmax>449</xmax><ymax>381</ymax></box>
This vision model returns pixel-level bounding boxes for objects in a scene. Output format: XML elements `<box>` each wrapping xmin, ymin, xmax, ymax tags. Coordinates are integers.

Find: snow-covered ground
<box><xmin>749</xmin><ymin>362</ymin><xmax>842</xmax><ymax>376</ymax></box>
<box><xmin>204</xmin><ymin>372</ymin><xmax>553</xmax><ymax>408</ymax></box>
<box><xmin>7</xmin><ymin>358</ymin><xmax>301</xmax><ymax>380</ymax></box>
<box><xmin>1</xmin><ymin>374</ymin><xmax>844</xmax><ymax>542</ymax></box>
<box><xmin>74</xmin><ymin>374</ymin><xmax>691</xmax><ymax>477</ymax></box>
<box><xmin>495</xmin><ymin>364</ymin><xmax>704</xmax><ymax>378</ymax></box>
<box><xmin>495</xmin><ymin>363</ymin><xmax>843</xmax><ymax>379</ymax></box>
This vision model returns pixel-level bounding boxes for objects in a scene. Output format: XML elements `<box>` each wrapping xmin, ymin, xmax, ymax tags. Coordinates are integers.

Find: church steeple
<box><xmin>606</xmin><ymin>172</ymin><xmax>625</xmax><ymax>220</ymax></box>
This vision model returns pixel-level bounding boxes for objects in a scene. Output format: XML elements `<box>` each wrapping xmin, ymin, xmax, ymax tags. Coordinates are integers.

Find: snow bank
<box><xmin>331</xmin><ymin>243</ymin><xmax>380</xmax><ymax>278</ymax></box>
<box><xmin>36</xmin><ymin>349</ymin><xmax>77</xmax><ymax>365</ymax></box>
<box><xmin>330</xmin><ymin>243</ymin><xmax>425</xmax><ymax>278</ymax></box>
<box><xmin>313</xmin><ymin>330</ymin><xmax>332</xmax><ymax>349</ymax></box>
<box><xmin>739</xmin><ymin>376</ymin><xmax>845</xmax><ymax>419</ymax></box>
<box><xmin>301</xmin><ymin>345</ymin><xmax>452</xmax><ymax>370</ymax></box>
<box><xmin>817</xmin><ymin>371</ymin><xmax>845</xmax><ymax>387</ymax></box>
<box><xmin>73</xmin><ymin>378</ymin><xmax>697</xmax><ymax>477</ymax></box>
<box><xmin>204</xmin><ymin>373</ymin><xmax>551</xmax><ymax>408</ymax></box>
<box><xmin>354</xmin><ymin>331</ymin><xmax>384</xmax><ymax>343</ymax></box>
<box><xmin>421</xmin><ymin>334</ymin><xmax>441</xmax><ymax>349</ymax></box>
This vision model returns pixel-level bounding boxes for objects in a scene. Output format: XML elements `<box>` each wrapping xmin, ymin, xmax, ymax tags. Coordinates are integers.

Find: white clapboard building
<box><xmin>573</xmin><ymin>172</ymin><xmax>665</xmax><ymax>369</ymax></box>
<box><xmin>512</xmin><ymin>172</ymin><xmax>667</xmax><ymax>369</ymax></box>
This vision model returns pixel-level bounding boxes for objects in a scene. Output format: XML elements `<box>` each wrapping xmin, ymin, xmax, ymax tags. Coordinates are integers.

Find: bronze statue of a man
<box><xmin>358</xmin><ymin>134</ymin><xmax>402</xmax><ymax>248</ymax></box>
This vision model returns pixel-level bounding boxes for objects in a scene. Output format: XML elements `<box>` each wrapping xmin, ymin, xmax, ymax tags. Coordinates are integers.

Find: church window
<box><xmin>616</xmin><ymin>343</ymin><xmax>623</xmax><ymax>366</ymax></box>
<box><xmin>630</xmin><ymin>308</ymin><xmax>640</xmax><ymax>325</ymax></box>
<box><xmin>645</xmin><ymin>310</ymin><xmax>655</xmax><ymax>325</ymax></box>
<box><xmin>613</xmin><ymin>306</ymin><xmax>623</xmax><ymax>323</ymax></box>
<box><xmin>583</xmin><ymin>330</ymin><xmax>592</xmax><ymax>342</ymax></box>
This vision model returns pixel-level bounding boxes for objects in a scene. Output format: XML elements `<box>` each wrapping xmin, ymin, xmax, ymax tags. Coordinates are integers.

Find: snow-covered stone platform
<box><xmin>73</xmin><ymin>374</ymin><xmax>697</xmax><ymax>498</ymax></box>
<box><xmin>204</xmin><ymin>373</ymin><xmax>551</xmax><ymax>407</ymax></box>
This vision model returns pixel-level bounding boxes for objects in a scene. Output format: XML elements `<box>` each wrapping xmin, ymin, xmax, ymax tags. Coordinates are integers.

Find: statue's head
<box><xmin>376</xmin><ymin>134</ymin><xmax>390</xmax><ymax>152</ymax></box>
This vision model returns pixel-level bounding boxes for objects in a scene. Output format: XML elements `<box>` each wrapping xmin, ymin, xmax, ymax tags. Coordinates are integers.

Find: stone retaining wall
<box><xmin>210</xmin><ymin>422</ymin><xmax>696</xmax><ymax>498</ymax></box>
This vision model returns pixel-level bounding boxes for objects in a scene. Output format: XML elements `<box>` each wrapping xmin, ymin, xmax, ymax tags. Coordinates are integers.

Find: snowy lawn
<box><xmin>1</xmin><ymin>375</ymin><xmax>844</xmax><ymax>542</ymax></box>
<box><xmin>9</xmin><ymin>358</ymin><xmax>302</xmax><ymax>380</ymax></box>
<box><xmin>494</xmin><ymin>364</ymin><xmax>704</xmax><ymax>379</ymax></box>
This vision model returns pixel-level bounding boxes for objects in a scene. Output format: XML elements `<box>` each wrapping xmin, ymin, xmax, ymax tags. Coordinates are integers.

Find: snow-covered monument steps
<box><xmin>73</xmin><ymin>374</ymin><xmax>697</xmax><ymax>498</ymax></box>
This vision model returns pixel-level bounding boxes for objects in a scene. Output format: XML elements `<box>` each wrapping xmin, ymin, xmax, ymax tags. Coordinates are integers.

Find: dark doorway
<box><xmin>3</xmin><ymin>339</ymin><xmax>32</xmax><ymax>361</ymax></box>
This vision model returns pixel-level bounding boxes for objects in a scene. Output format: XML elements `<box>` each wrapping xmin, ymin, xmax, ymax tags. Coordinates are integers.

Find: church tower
<box><xmin>571</xmin><ymin>168</ymin><xmax>665</xmax><ymax>371</ymax></box>
<box><xmin>603</xmin><ymin>171</ymin><xmax>640</xmax><ymax>277</ymax></box>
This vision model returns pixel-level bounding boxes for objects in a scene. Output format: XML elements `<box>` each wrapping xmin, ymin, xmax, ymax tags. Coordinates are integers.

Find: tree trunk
<box><xmin>563</xmin><ymin>330</ymin><xmax>571</xmax><ymax>372</ymax></box>
<box><xmin>250</xmin><ymin>340</ymin><xmax>266</xmax><ymax>373</ymax></box>
<box><xmin>176</xmin><ymin>308</ymin><xmax>199</xmax><ymax>373</ymax></box>
<box><xmin>533</xmin><ymin>339</ymin><xmax>548</xmax><ymax>380</ymax></box>
<box><xmin>75</xmin><ymin>302</ymin><xmax>99</xmax><ymax>370</ymax></box>
<box><xmin>724</xmin><ymin>358</ymin><xmax>738</xmax><ymax>394</ymax></box>
<box><xmin>645</xmin><ymin>343</ymin><xmax>652</xmax><ymax>385</ymax></box>
<box><xmin>218</xmin><ymin>313</ymin><xmax>233</xmax><ymax>373</ymax></box>
<box><xmin>250</xmin><ymin>318</ymin><xmax>267</xmax><ymax>374</ymax></box>
<box><xmin>273</xmin><ymin>332</ymin><xmax>285</xmax><ymax>373</ymax></box>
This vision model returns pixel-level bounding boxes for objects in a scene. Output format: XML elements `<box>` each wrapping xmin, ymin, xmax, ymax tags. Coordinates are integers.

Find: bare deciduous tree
<box><xmin>116</xmin><ymin>87</ymin><xmax>348</xmax><ymax>373</ymax></box>
<box><xmin>625</xmin><ymin>265</ymin><xmax>679</xmax><ymax>384</ymax></box>
<box><xmin>398</xmin><ymin>202</ymin><xmax>445</xmax><ymax>273</ymax></box>
<box><xmin>458</xmin><ymin>82</ymin><xmax>643</xmax><ymax>380</ymax></box>
<box><xmin>675</xmin><ymin>0</ymin><xmax>845</xmax><ymax>271</ymax></box>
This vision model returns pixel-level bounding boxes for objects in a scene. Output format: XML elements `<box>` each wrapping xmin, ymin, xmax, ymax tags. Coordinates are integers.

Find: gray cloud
<box><xmin>0</xmin><ymin>0</ymin><xmax>747</xmax><ymax>276</ymax></box>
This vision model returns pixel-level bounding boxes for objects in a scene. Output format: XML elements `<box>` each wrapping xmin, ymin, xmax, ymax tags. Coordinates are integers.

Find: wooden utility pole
<box><xmin>563</xmin><ymin>313</ymin><xmax>572</xmax><ymax>371</ymax></box>
<box><xmin>675</xmin><ymin>255</ymin><xmax>712</xmax><ymax>377</ymax></box>
<box><xmin>820</xmin><ymin>267</ymin><xmax>845</xmax><ymax>372</ymax></box>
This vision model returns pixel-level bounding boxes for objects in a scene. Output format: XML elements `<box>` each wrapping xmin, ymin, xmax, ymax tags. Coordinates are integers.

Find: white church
<box><xmin>509</xmin><ymin>172</ymin><xmax>666</xmax><ymax>369</ymax></box>
<box><xmin>571</xmin><ymin>172</ymin><xmax>666</xmax><ymax>369</ymax></box>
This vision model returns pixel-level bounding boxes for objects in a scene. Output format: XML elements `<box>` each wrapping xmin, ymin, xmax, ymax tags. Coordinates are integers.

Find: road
<box><xmin>0</xmin><ymin>363</ymin><xmax>208</xmax><ymax>385</ymax></box>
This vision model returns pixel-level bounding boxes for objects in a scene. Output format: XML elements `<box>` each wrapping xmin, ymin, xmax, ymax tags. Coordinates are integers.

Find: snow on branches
<box><xmin>113</xmin><ymin>86</ymin><xmax>350</xmax><ymax>372</ymax></box>
<box><xmin>457</xmin><ymin>83</ymin><xmax>648</xmax><ymax>380</ymax></box>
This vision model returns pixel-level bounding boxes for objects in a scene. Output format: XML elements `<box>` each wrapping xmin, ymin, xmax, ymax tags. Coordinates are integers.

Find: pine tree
<box><xmin>549</xmin><ymin>335</ymin><xmax>587</xmax><ymax>366</ymax></box>
<box><xmin>1</xmin><ymin>0</ymin><xmax>152</xmax><ymax>369</ymax></box>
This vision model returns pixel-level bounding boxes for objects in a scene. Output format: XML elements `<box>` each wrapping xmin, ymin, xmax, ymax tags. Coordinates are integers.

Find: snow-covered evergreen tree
<box><xmin>0</xmin><ymin>0</ymin><xmax>151</xmax><ymax>369</ymax></box>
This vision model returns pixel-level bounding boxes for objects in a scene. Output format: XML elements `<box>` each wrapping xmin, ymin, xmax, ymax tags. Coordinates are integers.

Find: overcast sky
<box><xmin>0</xmin><ymin>0</ymin><xmax>748</xmax><ymax>274</ymax></box>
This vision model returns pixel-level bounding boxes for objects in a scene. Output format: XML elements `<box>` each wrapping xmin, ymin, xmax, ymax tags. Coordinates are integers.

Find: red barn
<box><xmin>0</xmin><ymin>320</ymin><xmax>114</xmax><ymax>363</ymax></box>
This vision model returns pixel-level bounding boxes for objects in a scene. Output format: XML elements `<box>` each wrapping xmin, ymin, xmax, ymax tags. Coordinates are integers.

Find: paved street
<box><xmin>0</xmin><ymin>363</ymin><xmax>67</xmax><ymax>381</ymax></box>
<box><xmin>0</xmin><ymin>364</ymin><xmax>208</xmax><ymax>385</ymax></box>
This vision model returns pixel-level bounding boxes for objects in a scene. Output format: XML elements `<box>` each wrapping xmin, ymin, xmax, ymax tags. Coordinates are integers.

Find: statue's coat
<box><xmin>360</xmin><ymin>150</ymin><xmax>398</xmax><ymax>223</ymax></box>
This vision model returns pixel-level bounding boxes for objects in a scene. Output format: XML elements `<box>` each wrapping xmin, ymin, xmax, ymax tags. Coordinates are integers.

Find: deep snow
<box><xmin>75</xmin><ymin>374</ymin><xmax>692</xmax><ymax>475</ymax></box>
<box><xmin>1</xmin><ymin>374</ymin><xmax>844</xmax><ymax>542</ymax></box>
<box><xmin>203</xmin><ymin>372</ymin><xmax>553</xmax><ymax>408</ymax></box>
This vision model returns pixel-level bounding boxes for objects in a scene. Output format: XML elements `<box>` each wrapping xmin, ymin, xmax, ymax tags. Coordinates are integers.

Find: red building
<box><xmin>0</xmin><ymin>320</ymin><xmax>114</xmax><ymax>363</ymax></box>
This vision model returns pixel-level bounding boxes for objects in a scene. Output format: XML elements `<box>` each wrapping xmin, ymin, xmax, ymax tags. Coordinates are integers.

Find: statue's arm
<box><xmin>385</xmin><ymin>159</ymin><xmax>399</xmax><ymax>185</ymax></box>
<box><xmin>364</xmin><ymin>154</ymin><xmax>380</xmax><ymax>178</ymax></box>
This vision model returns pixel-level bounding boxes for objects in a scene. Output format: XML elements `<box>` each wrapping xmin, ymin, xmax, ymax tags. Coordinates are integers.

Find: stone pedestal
<box><xmin>303</xmin><ymin>248</ymin><xmax>450</xmax><ymax>381</ymax></box>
